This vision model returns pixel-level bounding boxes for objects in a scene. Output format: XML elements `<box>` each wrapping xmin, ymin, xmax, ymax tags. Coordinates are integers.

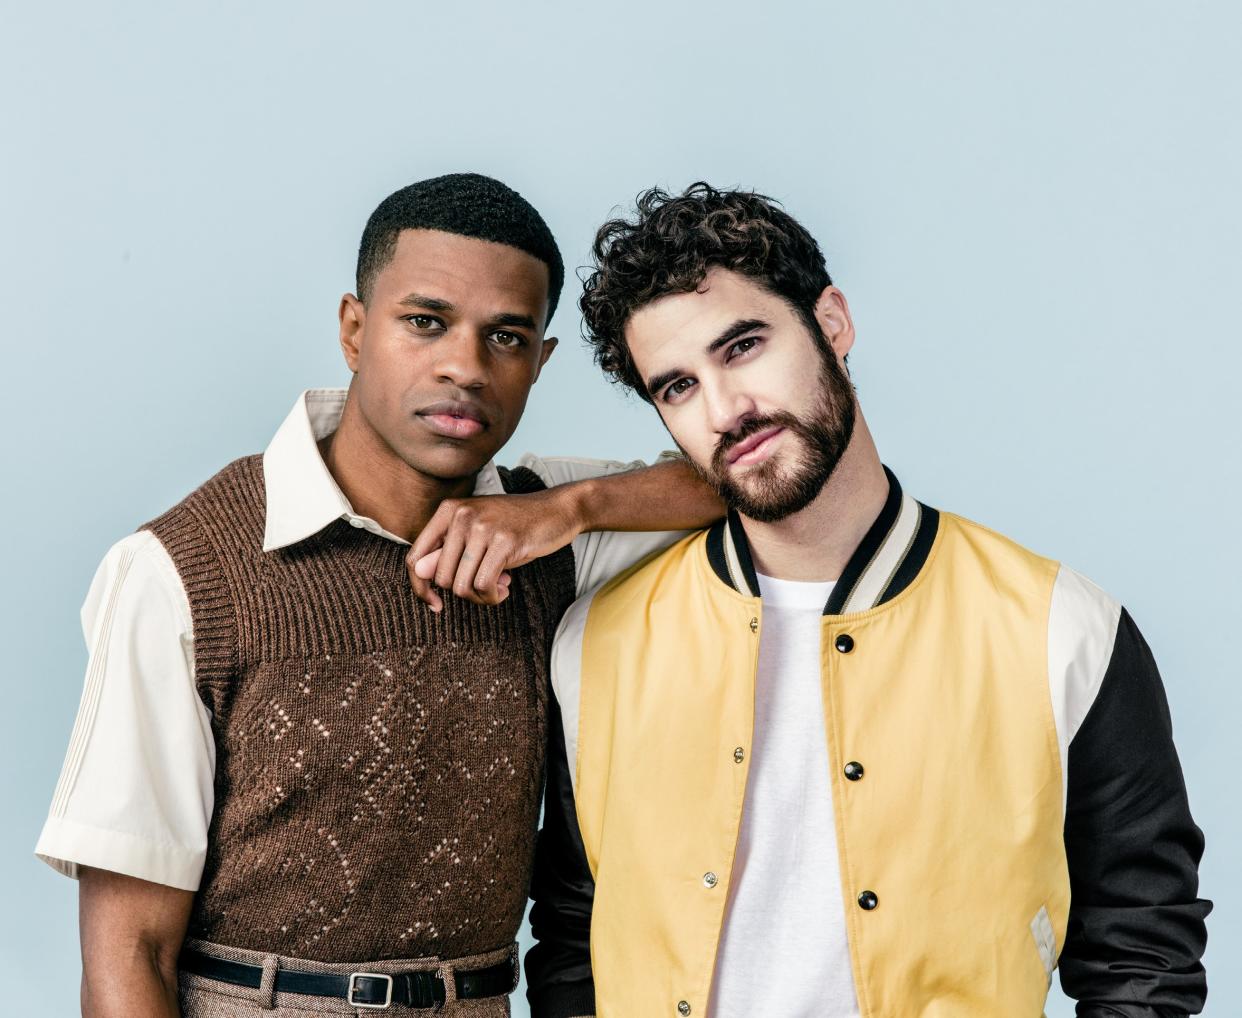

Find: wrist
<box><xmin>556</xmin><ymin>477</ymin><xmax>600</xmax><ymax>536</ymax></box>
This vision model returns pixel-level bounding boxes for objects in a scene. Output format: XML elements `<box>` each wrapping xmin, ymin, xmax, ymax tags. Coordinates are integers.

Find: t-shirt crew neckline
<box><xmin>756</xmin><ymin>570</ymin><xmax>838</xmax><ymax>609</ymax></box>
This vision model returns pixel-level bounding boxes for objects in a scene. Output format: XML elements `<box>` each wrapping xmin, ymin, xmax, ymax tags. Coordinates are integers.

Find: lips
<box><xmin>725</xmin><ymin>425</ymin><xmax>785</xmax><ymax>466</ymax></box>
<box><xmin>416</xmin><ymin>400</ymin><xmax>490</xmax><ymax>440</ymax></box>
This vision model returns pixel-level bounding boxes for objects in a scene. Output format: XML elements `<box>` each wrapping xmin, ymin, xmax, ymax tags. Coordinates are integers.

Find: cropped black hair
<box><xmin>356</xmin><ymin>173</ymin><xmax>564</xmax><ymax>325</ymax></box>
<box><xmin>581</xmin><ymin>182</ymin><xmax>832</xmax><ymax>400</ymax></box>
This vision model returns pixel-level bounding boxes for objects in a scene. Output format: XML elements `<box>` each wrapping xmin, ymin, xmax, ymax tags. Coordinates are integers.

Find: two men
<box><xmin>527</xmin><ymin>185</ymin><xmax>1210</xmax><ymax>1016</ymax></box>
<box><xmin>37</xmin><ymin>173</ymin><xmax>722</xmax><ymax>1016</ymax></box>
<box><xmin>40</xmin><ymin>173</ymin><xmax>1209</xmax><ymax>1018</ymax></box>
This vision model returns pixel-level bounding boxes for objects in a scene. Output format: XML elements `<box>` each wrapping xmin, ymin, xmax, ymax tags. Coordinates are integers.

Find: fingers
<box><xmin>405</xmin><ymin>498</ymin><xmax>523</xmax><ymax>610</ymax></box>
<box><xmin>408</xmin><ymin>548</ymin><xmax>443</xmax><ymax>612</ymax></box>
<box><xmin>407</xmin><ymin>502</ymin><xmax>455</xmax><ymax>610</ymax></box>
<box><xmin>470</xmin><ymin>542</ymin><xmax>514</xmax><ymax>605</ymax></box>
<box><xmin>412</xmin><ymin>551</ymin><xmax>513</xmax><ymax>608</ymax></box>
<box><xmin>433</xmin><ymin>524</ymin><xmax>469</xmax><ymax>596</ymax></box>
<box><xmin>413</xmin><ymin>550</ymin><xmax>440</xmax><ymax>580</ymax></box>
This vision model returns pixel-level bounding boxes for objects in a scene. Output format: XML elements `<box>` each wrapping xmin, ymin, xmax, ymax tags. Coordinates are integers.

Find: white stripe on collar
<box><xmin>840</xmin><ymin>493</ymin><xmax>921</xmax><ymax>613</ymax></box>
<box><xmin>723</xmin><ymin>522</ymin><xmax>750</xmax><ymax>595</ymax></box>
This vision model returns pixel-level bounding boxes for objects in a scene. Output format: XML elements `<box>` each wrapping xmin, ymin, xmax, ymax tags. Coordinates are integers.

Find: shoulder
<box><xmin>939</xmin><ymin>510</ymin><xmax>1120</xmax><ymax>645</ymax></box>
<box><xmin>512</xmin><ymin>451</ymin><xmax>668</xmax><ymax>489</ymax></box>
<box><xmin>926</xmin><ymin>510</ymin><xmax>1067</xmax><ymax>605</ymax></box>
<box><xmin>142</xmin><ymin>454</ymin><xmax>264</xmax><ymax>545</ymax></box>
<box><xmin>1048</xmin><ymin>562</ymin><xmax>1124</xmax><ymax>742</ymax></box>
<box><xmin>81</xmin><ymin>530</ymin><xmax>193</xmax><ymax>645</ymax></box>
<box><xmin>938</xmin><ymin>510</ymin><xmax>1059</xmax><ymax>573</ymax></box>
<box><xmin>551</xmin><ymin>531</ymin><xmax>705</xmax><ymax>679</ymax></box>
<box><xmin>591</xmin><ymin>528</ymin><xmax>706</xmax><ymax>607</ymax></box>
<box><xmin>87</xmin><ymin>531</ymin><xmax>187</xmax><ymax>609</ymax></box>
<box><xmin>935</xmin><ymin>512</ymin><xmax>1126</xmax><ymax>762</ymax></box>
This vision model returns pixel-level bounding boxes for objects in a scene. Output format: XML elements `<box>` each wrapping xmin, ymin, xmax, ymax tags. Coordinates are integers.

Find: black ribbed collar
<box><xmin>705</xmin><ymin>466</ymin><xmax>939</xmax><ymax>615</ymax></box>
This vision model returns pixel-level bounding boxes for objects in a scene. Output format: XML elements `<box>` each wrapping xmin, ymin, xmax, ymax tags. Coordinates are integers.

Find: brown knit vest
<box><xmin>144</xmin><ymin>455</ymin><xmax>576</xmax><ymax>962</ymax></box>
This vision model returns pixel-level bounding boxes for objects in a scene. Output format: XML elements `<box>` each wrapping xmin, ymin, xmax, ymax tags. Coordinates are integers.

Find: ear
<box><xmin>532</xmin><ymin>335</ymin><xmax>559</xmax><ymax>383</ymax></box>
<box><xmin>813</xmin><ymin>286</ymin><xmax>856</xmax><ymax>361</ymax></box>
<box><xmin>338</xmin><ymin>293</ymin><xmax>365</xmax><ymax>373</ymax></box>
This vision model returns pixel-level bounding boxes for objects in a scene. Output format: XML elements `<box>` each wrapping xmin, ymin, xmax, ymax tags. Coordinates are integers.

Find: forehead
<box><xmin>373</xmin><ymin>228</ymin><xmax>550</xmax><ymax>322</ymax></box>
<box><xmin>625</xmin><ymin>267</ymin><xmax>787</xmax><ymax>371</ymax></box>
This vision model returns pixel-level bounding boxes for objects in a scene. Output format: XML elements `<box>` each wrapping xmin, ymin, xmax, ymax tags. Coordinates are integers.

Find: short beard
<box><xmin>692</xmin><ymin>346</ymin><xmax>856</xmax><ymax>523</ymax></box>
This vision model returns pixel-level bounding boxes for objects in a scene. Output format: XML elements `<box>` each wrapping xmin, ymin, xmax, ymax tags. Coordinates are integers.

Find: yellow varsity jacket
<box><xmin>525</xmin><ymin>469</ymin><xmax>1208</xmax><ymax>1018</ymax></box>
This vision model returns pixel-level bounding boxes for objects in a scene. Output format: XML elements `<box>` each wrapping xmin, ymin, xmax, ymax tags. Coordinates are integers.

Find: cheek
<box><xmin>659</xmin><ymin>408</ymin><xmax>715</xmax><ymax>462</ymax></box>
<box><xmin>491</xmin><ymin>366</ymin><xmax>539</xmax><ymax>421</ymax></box>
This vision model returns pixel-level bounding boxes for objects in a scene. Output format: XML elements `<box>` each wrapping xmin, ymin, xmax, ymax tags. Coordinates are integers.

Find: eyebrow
<box><xmin>644</xmin><ymin>318</ymin><xmax>770</xmax><ymax>398</ymax></box>
<box><xmin>399</xmin><ymin>294</ymin><xmax>455</xmax><ymax>312</ymax></box>
<box><xmin>488</xmin><ymin>312</ymin><xmax>538</xmax><ymax>331</ymax></box>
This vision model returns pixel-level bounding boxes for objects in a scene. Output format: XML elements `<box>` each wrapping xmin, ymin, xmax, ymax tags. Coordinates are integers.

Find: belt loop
<box><xmin>258</xmin><ymin>954</ymin><xmax>278</xmax><ymax>1010</ymax></box>
<box><xmin>436</xmin><ymin>960</ymin><xmax>456</xmax><ymax>1010</ymax></box>
<box><xmin>508</xmin><ymin>942</ymin><xmax>520</xmax><ymax>992</ymax></box>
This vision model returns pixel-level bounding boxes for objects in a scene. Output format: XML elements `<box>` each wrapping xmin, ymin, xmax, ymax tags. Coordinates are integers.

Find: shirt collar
<box><xmin>705</xmin><ymin>466</ymin><xmax>940</xmax><ymax>614</ymax></box>
<box><xmin>261</xmin><ymin>388</ymin><xmax>504</xmax><ymax>552</ymax></box>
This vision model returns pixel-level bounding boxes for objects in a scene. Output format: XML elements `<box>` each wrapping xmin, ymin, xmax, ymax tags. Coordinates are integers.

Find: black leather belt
<box><xmin>179</xmin><ymin>946</ymin><xmax>516</xmax><ymax>1010</ymax></box>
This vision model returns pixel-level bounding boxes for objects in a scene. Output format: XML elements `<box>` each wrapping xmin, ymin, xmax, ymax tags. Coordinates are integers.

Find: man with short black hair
<box><xmin>527</xmin><ymin>183</ymin><xmax>1210</xmax><ymax>1018</ymax></box>
<box><xmin>36</xmin><ymin>173</ymin><xmax>722</xmax><ymax>1017</ymax></box>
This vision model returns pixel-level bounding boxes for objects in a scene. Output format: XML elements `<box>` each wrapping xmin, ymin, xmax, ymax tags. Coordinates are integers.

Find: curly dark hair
<box><xmin>580</xmin><ymin>183</ymin><xmax>833</xmax><ymax>401</ymax></box>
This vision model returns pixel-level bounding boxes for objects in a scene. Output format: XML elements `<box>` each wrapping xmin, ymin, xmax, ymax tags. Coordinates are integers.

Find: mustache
<box><xmin>712</xmin><ymin>412</ymin><xmax>803</xmax><ymax>474</ymax></box>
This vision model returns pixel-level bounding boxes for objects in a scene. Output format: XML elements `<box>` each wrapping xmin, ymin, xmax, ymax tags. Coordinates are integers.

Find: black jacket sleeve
<box><xmin>525</xmin><ymin>695</ymin><xmax>597</xmax><ymax>1018</ymax></box>
<box><xmin>1059</xmin><ymin>608</ymin><xmax>1211</xmax><ymax>1016</ymax></box>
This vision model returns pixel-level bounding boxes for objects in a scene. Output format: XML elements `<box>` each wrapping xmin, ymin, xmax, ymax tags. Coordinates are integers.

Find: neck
<box><xmin>740</xmin><ymin>411</ymin><xmax>889</xmax><ymax>582</ymax></box>
<box><xmin>320</xmin><ymin>390</ymin><xmax>476</xmax><ymax>543</ymax></box>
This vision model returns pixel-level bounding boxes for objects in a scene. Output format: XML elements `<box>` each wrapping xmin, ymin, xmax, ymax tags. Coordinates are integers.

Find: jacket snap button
<box><xmin>844</xmin><ymin>761</ymin><xmax>864</xmax><ymax>781</ymax></box>
<box><xmin>858</xmin><ymin>890</ymin><xmax>879</xmax><ymax>910</ymax></box>
<box><xmin>749</xmin><ymin>617</ymin><xmax>759</xmax><ymax>633</ymax></box>
<box><xmin>703</xmin><ymin>871</ymin><xmax>718</xmax><ymax>888</ymax></box>
<box><xmin>733</xmin><ymin>747</ymin><xmax>745</xmax><ymax>764</ymax></box>
<box><xmin>835</xmin><ymin>634</ymin><xmax>854</xmax><ymax>654</ymax></box>
<box><xmin>678</xmin><ymin>1002</ymin><xmax>692</xmax><ymax>1016</ymax></box>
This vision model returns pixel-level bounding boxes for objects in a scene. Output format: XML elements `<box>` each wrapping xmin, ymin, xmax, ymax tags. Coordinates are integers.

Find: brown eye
<box><xmin>664</xmin><ymin>378</ymin><xmax>695</xmax><ymax>403</ymax></box>
<box><xmin>490</xmin><ymin>331</ymin><xmax>526</xmax><ymax>348</ymax></box>
<box><xmin>727</xmin><ymin>336</ymin><xmax>759</xmax><ymax>360</ymax></box>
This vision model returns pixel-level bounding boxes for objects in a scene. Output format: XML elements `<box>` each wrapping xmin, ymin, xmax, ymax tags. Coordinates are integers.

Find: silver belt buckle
<box><xmin>348</xmin><ymin>971</ymin><xmax>394</xmax><ymax>1009</ymax></box>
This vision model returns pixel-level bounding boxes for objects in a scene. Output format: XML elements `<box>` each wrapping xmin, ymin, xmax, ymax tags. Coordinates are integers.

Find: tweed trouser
<box><xmin>177</xmin><ymin>938</ymin><xmax>516</xmax><ymax>1017</ymax></box>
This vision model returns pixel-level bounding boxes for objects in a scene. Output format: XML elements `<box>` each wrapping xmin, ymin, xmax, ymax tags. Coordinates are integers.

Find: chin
<box><xmin>404</xmin><ymin>443</ymin><xmax>495</xmax><ymax>483</ymax></box>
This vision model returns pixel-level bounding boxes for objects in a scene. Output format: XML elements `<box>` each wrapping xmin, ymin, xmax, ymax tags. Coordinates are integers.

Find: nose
<box><xmin>703</xmin><ymin>379</ymin><xmax>756</xmax><ymax>437</ymax></box>
<box><xmin>434</xmin><ymin>330</ymin><xmax>488</xmax><ymax>390</ymax></box>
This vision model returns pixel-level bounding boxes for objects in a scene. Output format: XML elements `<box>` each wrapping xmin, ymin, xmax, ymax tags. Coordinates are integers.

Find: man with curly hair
<box><xmin>524</xmin><ymin>184</ymin><xmax>1210</xmax><ymax>1018</ymax></box>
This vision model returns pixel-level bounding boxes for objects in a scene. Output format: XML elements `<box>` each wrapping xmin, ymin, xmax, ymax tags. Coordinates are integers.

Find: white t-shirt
<box><xmin>708</xmin><ymin>572</ymin><xmax>861</xmax><ymax>1018</ymax></box>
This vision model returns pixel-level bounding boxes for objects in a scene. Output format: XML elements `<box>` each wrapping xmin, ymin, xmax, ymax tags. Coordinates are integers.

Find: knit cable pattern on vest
<box><xmin>144</xmin><ymin>456</ymin><xmax>576</xmax><ymax>962</ymax></box>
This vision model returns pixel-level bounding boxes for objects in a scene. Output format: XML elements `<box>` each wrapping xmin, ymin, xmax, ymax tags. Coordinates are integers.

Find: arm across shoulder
<box><xmin>516</xmin><ymin>451</ymin><xmax>697</xmax><ymax>598</ymax></box>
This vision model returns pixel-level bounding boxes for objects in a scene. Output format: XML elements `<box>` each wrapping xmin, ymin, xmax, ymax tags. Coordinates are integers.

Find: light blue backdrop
<box><xmin>3</xmin><ymin>2</ymin><xmax>1236</xmax><ymax>1014</ymax></box>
